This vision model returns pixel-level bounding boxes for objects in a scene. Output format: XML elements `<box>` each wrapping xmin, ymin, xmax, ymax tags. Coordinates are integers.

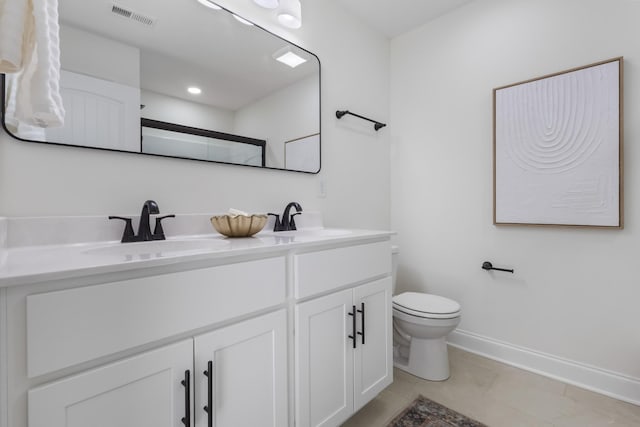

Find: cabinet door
<box><xmin>28</xmin><ymin>339</ymin><xmax>194</xmax><ymax>427</ymax></box>
<box><xmin>194</xmin><ymin>310</ymin><xmax>288</xmax><ymax>427</ymax></box>
<box><xmin>295</xmin><ymin>289</ymin><xmax>354</xmax><ymax>427</ymax></box>
<box><xmin>353</xmin><ymin>277</ymin><xmax>393</xmax><ymax>411</ymax></box>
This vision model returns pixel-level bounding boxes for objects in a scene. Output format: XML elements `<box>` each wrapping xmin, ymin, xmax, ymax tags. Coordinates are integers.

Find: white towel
<box><xmin>4</xmin><ymin>73</ymin><xmax>19</xmax><ymax>130</ymax></box>
<box><xmin>0</xmin><ymin>0</ymin><xmax>65</xmax><ymax>128</ymax></box>
<box><xmin>0</xmin><ymin>0</ymin><xmax>33</xmax><ymax>72</ymax></box>
<box><xmin>4</xmin><ymin>73</ymin><xmax>46</xmax><ymax>140</ymax></box>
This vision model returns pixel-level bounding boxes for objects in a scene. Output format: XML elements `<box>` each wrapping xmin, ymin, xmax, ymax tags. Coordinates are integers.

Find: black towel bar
<box><xmin>336</xmin><ymin>110</ymin><xmax>386</xmax><ymax>131</ymax></box>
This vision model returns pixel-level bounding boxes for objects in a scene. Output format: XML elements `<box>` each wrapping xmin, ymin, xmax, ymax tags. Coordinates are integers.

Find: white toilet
<box><xmin>391</xmin><ymin>246</ymin><xmax>461</xmax><ymax>381</ymax></box>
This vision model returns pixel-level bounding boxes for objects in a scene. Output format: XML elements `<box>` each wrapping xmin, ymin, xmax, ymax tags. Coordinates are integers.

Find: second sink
<box><xmin>265</xmin><ymin>228</ymin><xmax>353</xmax><ymax>240</ymax></box>
<box><xmin>82</xmin><ymin>239</ymin><xmax>229</xmax><ymax>259</ymax></box>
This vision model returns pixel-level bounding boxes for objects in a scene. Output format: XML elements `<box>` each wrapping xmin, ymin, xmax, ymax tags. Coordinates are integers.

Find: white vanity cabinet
<box><xmin>28</xmin><ymin>339</ymin><xmax>194</xmax><ymax>427</ymax></box>
<box><xmin>295</xmin><ymin>288</ymin><xmax>355</xmax><ymax>427</ymax></box>
<box><xmin>0</xmin><ymin>226</ymin><xmax>393</xmax><ymax>427</ymax></box>
<box><xmin>5</xmin><ymin>256</ymin><xmax>288</xmax><ymax>427</ymax></box>
<box><xmin>193</xmin><ymin>309</ymin><xmax>288</xmax><ymax>427</ymax></box>
<box><xmin>352</xmin><ymin>278</ymin><xmax>393</xmax><ymax>410</ymax></box>
<box><xmin>28</xmin><ymin>309</ymin><xmax>288</xmax><ymax>427</ymax></box>
<box><xmin>293</xmin><ymin>242</ymin><xmax>393</xmax><ymax>427</ymax></box>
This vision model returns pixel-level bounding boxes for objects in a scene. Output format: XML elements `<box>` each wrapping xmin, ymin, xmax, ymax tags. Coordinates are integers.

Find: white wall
<box><xmin>0</xmin><ymin>0</ymin><xmax>390</xmax><ymax>230</ymax></box>
<box><xmin>391</xmin><ymin>0</ymin><xmax>640</xmax><ymax>403</ymax></box>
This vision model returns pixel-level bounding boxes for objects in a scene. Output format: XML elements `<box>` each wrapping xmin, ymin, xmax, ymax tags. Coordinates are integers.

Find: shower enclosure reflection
<box><xmin>141</xmin><ymin>119</ymin><xmax>265</xmax><ymax>167</ymax></box>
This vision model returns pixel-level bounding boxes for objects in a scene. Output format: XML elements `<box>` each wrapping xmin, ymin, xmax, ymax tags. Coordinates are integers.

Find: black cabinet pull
<box><xmin>348</xmin><ymin>305</ymin><xmax>357</xmax><ymax>349</ymax></box>
<box><xmin>357</xmin><ymin>302</ymin><xmax>365</xmax><ymax>345</ymax></box>
<box><xmin>203</xmin><ymin>361</ymin><xmax>213</xmax><ymax>427</ymax></box>
<box><xmin>181</xmin><ymin>370</ymin><xmax>191</xmax><ymax>426</ymax></box>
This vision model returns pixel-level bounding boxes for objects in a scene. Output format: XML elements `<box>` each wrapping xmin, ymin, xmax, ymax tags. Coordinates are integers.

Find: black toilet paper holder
<box><xmin>482</xmin><ymin>261</ymin><xmax>514</xmax><ymax>274</ymax></box>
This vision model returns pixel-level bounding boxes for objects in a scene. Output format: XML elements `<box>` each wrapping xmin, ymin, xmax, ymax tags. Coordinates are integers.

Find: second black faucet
<box><xmin>268</xmin><ymin>202</ymin><xmax>303</xmax><ymax>232</ymax></box>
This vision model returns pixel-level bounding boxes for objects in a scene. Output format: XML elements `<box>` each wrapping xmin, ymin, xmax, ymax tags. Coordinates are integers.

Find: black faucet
<box><xmin>137</xmin><ymin>200</ymin><xmax>160</xmax><ymax>241</ymax></box>
<box><xmin>268</xmin><ymin>202</ymin><xmax>303</xmax><ymax>232</ymax></box>
<box><xmin>109</xmin><ymin>200</ymin><xmax>175</xmax><ymax>242</ymax></box>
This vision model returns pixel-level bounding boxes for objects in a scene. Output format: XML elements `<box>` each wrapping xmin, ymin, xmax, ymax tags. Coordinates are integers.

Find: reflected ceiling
<box><xmin>59</xmin><ymin>0</ymin><xmax>316</xmax><ymax>110</ymax></box>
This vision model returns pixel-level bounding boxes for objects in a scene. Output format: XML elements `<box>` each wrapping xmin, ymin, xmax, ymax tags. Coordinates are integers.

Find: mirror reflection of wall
<box><xmin>285</xmin><ymin>133</ymin><xmax>320</xmax><ymax>172</ymax></box>
<box><xmin>235</xmin><ymin>75</ymin><xmax>319</xmax><ymax>168</ymax></box>
<box><xmin>2</xmin><ymin>0</ymin><xmax>320</xmax><ymax>173</ymax></box>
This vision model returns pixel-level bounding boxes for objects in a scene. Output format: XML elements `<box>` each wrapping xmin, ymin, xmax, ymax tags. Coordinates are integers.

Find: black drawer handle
<box><xmin>357</xmin><ymin>302</ymin><xmax>365</xmax><ymax>345</ymax></box>
<box><xmin>348</xmin><ymin>305</ymin><xmax>357</xmax><ymax>348</ymax></box>
<box><xmin>181</xmin><ymin>370</ymin><xmax>191</xmax><ymax>426</ymax></box>
<box><xmin>203</xmin><ymin>361</ymin><xmax>213</xmax><ymax>427</ymax></box>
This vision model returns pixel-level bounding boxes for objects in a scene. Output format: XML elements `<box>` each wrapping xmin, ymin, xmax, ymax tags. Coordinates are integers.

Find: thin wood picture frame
<box><xmin>493</xmin><ymin>57</ymin><xmax>624</xmax><ymax>228</ymax></box>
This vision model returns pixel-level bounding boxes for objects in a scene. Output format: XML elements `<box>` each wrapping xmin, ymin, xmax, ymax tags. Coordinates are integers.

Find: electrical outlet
<box><xmin>318</xmin><ymin>179</ymin><xmax>327</xmax><ymax>198</ymax></box>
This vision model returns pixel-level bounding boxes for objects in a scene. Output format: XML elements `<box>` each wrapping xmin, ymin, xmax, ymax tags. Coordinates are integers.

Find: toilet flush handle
<box><xmin>482</xmin><ymin>261</ymin><xmax>514</xmax><ymax>273</ymax></box>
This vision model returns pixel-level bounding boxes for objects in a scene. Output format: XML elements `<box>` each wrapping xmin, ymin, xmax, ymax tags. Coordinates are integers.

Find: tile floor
<box><xmin>342</xmin><ymin>346</ymin><xmax>640</xmax><ymax>427</ymax></box>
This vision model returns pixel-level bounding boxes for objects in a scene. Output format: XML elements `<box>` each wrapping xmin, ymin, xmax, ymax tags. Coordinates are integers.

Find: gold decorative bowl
<box><xmin>210</xmin><ymin>214</ymin><xmax>267</xmax><ymax>237</ymax></box>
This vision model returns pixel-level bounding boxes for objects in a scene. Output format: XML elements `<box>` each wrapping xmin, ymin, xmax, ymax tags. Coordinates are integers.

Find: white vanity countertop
<box><xmin>0</xmin><ymin>228</ymin><xmax>394</xmax><ymax>287</ymax></box>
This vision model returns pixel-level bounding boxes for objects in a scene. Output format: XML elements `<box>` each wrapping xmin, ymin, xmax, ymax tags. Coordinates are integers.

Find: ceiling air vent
<box><xmin>110</xmin><ymin>3</ymin><xmax>156</xmax><ymax>27</ymax></box>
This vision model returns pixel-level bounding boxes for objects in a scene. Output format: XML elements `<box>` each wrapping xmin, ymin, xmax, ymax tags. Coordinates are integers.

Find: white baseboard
<box><xmin>448</xmin><ymin>329</ymin><xmax>640</xmax><ymax>407</ymax></box>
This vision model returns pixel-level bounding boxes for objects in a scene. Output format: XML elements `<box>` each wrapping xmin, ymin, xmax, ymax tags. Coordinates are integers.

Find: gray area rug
<box><xmin>387</xmin><ymin>395</ymin><xmax>488</xmax><ymax>427</ymax></box>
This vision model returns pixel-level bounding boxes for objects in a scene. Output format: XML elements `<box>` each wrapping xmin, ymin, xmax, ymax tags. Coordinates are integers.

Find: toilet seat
<box><xmin>392</xmin><ymin>292</ymin><xmax>460</xmax><ymax>319</ymax></box>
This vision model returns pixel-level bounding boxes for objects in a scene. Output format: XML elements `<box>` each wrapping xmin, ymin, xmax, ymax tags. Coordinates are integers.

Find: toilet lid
<box><xmin>393</xmin><ymin>292</ymin><xmax>460</xmax><ymax>319</ymax></box>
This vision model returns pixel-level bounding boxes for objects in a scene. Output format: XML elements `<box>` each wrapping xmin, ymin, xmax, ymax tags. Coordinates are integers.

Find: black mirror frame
<box><xmin>0</xmin><ymin>9</ymin><xmax>321</xmax><ymax>174</ymax></box>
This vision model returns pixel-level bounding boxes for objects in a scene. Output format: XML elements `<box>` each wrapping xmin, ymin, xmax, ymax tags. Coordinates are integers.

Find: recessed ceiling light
<box><xmin>273</xmin><ymin>47</ymin><xmax>307</xmax><ymax>68</ymax></box>
<box><xmin>232</xmin><ymin>14</ymin><xmax>254</xmax><ymax>26</ymax></box>
<box><xmin>196</xmin><ymin>0</ymin><xmax>222</xmax><ymax>10</ymax></box>
<box><xmin>187</xmin><ymin>86</ymin><xmax>202</xmax><ymax>95</ymax></box>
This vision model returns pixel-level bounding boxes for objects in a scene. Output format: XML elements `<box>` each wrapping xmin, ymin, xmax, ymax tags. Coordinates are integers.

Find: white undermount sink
<box><xmin>267</xmin><ymin>228</ymin><xmax>353</xmax><ymax>239</ymax></box>
<box><xmin>82</xmin><ymin>239</ymin><xmax>230</xmax><ymax>259</ymax></box>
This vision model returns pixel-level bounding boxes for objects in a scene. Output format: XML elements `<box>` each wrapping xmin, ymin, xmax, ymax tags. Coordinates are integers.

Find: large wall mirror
<box><xmin>1</xmin><ymin>0</ymin><xmax>321</xmax><ymax>173</ymax></box>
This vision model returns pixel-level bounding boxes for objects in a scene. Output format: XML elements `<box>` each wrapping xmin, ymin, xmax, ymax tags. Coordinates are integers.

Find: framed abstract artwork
<box><xmin>493</xmin><ymin>57</ymin><xmax>623</xmax><ymax>227</ymax></box>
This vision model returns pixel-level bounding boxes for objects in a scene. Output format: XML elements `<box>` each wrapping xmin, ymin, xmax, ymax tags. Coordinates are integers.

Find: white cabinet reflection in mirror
<box><xmin>43</xmin><ymin>70</ymin><xmax>141</xmax><ymax>151</ymax></box>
